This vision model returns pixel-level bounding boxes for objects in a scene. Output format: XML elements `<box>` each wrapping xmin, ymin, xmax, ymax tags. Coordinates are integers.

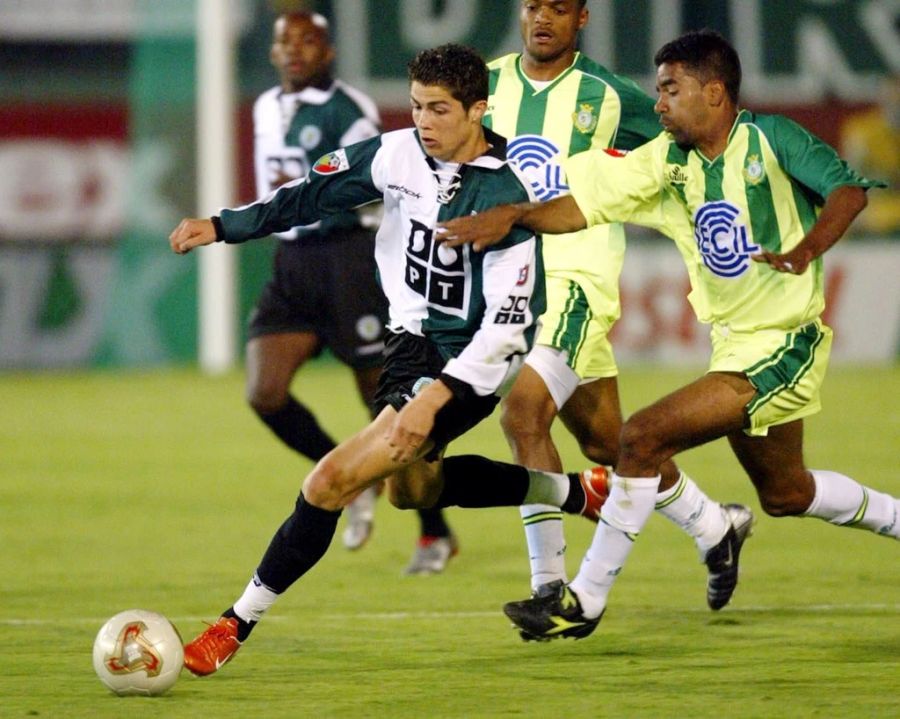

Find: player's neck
<box><xmin>281</xmin><ymin>74</ymin><xmax>332</xmax><ymax>94</ymax></box>
<box><xmin>695</xmin><ymin>108</ymin><xmax>740</xmax><ymax>161</ymax></box>
<box><xmin>520</xmin><ymin>48</ymin><xmax>576</xmax><ymax>82</ymax></box>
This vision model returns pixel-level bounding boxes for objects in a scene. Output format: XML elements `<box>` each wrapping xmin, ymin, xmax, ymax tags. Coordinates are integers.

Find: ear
<box><xmin>578</xmin><ymin>8</ymin><xmax>589</xmax><ymax>31</ymax></box>
<box><xmin>468</xmin><ymin>99</ymin><xmax>488</xmax><ymax>124</ymax></box>
<box><xmin>704</xmin><ymin>79</ymin><xmax>727</xmax><ymax>108</ymax></box>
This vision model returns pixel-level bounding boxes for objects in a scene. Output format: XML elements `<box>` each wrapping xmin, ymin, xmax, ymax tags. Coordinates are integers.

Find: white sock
<box><xmin>523</xmin><ymin>469</ymin><xmax>569</xmax><ymax>506</ymax></box>
<box><xmin>655</xmin><ymin>472</ymin><xmax>730</xmax><ymax>554</ymax></box>
<box><xmin>231</xmin><ymin>574</ymin><xmax>280</xmax><ymax>624</ymax></box>
<box><xmin>805</xmin><ymin>470</ymin><xmax>900</xmax><ymax>538</ymax></box>
<box><xmin>569</xmin><ymin>474</ymin><xmax>659</xmax><ymax>618</ymax></box>
<box><xmin>519</xmin><ymin>504</ymin><xmax>567</xmax><ymax>590</ymax></box>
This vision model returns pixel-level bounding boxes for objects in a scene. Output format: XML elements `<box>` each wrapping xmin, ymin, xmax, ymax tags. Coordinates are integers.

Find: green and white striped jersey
<box><xmin>565</xmin><ymin>110</ymin><xmax>886</xmax><ymax>332</ymax></box>
<box><xmin>219</xmin><ymin>128</ymin><xmax>545</xmax><ymax>397</ymax></box>
<box><xmin>485</xmin><ymin>52</ymin><xmax>660</xmax><ymax>279</ymax></box>
<box><xmin>253</xmin><ymin>79</ymin><xmax>380</xmax><ymax>239</ymax></box>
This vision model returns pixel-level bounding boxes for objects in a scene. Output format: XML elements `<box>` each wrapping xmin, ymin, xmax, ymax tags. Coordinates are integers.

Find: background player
<box><xmin>489</xmin><ymin>0</ymin><xmax>750</xmax><ymax>610</ymax></box>
<box><xmin>247</xmin><ymin>11</ymin><xmax>456</xmax><ymax>570</ymax></box>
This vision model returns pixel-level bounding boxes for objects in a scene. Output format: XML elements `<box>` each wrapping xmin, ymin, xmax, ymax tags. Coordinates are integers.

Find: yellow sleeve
<box><xmin>564</xmin><ymin>136</ymin><xmax>668</xmax><ymax>230</ymax></box>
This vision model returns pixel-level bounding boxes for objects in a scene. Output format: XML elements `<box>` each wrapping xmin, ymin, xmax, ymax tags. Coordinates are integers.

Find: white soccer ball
<box><xmin>92</xmin><ymin>609</ymin><xmax>184</xmax><ymax>696</ymax></box>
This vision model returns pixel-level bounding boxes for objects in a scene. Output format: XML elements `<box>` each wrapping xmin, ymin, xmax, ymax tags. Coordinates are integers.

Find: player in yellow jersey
<box><xmin>490</xmin><ymin>0</ymin><xmax>751</xmax><ymax>616</ymax></box>
<box><xmin>439</xmin><ymin>29</ymin><xmax>897</xmax><ymax>641</ymax></box>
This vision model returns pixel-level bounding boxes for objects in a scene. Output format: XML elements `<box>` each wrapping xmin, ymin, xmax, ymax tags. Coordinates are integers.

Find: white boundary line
<box><xmin>3</xmin><ymin>604</ymin><xmax>899</xmax><ymax>626</ymax></box>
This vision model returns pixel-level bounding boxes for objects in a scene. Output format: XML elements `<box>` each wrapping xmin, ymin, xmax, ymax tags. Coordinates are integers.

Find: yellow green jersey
<box><xmin>485</xmin><ymin>51</ymin><xmax>659</xmax><ymax>280</ymax></box>
<box><xmin>565</xmin><ymin>109</ymin><xmax>885</xmax><ymax>332</ymax></box>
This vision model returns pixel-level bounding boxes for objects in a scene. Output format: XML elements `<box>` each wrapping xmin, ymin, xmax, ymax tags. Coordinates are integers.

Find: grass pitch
<box><xmin>2</xmin><ymin>363</ymin><xmax>898</xmax><ymax>718</ymax></box>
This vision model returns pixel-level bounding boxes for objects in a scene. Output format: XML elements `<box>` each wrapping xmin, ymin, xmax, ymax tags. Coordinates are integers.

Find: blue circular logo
<box><xmin>507</xmin><ymin>135</ymin><xmax>569</xmax><ymax>200</ymax></box>
<box><xmin>693</xmin><ymin>201</ymin><xmax>760</xmax><ymax>278</ymax></box>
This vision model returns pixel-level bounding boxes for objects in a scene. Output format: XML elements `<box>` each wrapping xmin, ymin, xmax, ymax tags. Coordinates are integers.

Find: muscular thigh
<box><xmin>619</xmin><ymin>372</ymin><xmax>755</xmax><ymax>473</ymax></box>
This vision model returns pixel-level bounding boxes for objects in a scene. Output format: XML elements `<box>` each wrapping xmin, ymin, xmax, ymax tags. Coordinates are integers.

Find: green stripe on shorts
<box><xmin>550</xmin><ymin>281</ymin><xmax>592</xmax><ymax>368</ymax></box>
<box><xmin>745</xmin><ymin>323</ymin><xmax>824</xmax><ymax>416</ymax></box>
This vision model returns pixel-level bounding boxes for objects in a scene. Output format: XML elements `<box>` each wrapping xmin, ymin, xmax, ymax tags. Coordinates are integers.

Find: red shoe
<box><xmin>183</xmin><ymin>617</ymin><xmax>242</xmax><ymax>676</ymax></box>
<box><xmin>579</xmin><ymin>466</ymin><xmax>610</xmax><ymax>521</ymax></box>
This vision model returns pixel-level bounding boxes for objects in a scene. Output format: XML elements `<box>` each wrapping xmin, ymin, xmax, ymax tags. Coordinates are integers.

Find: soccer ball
<box><xmin>92</xmin><ymin>609</ymin><xmax>184</xmax><ymax>696</ymax></box>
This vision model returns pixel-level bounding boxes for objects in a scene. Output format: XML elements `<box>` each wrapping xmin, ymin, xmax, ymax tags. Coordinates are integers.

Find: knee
<box><xmin>500</xmin><ymin>394</ymin><xmax>554</xmax><ymax>447</ymax></box>
<box><xmin>302</xmin><ymin>456</ymin><xmax>352</xmax><ymax>511</ymax></box>
<box><xmin>618</xmin><ymin>412</ymin><xmax>664</xmax><ymax>465</ymax></box>
<box><xmin>246</xmin><ymin>377</ymin><xmax>288</xmax><ymax>416</ymax></box>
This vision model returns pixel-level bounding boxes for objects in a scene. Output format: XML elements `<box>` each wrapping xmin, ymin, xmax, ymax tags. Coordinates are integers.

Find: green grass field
<box><xmin>2</xmin><ymin>363</ymin><xmax>898</xmax><ymax>718</ymax></box>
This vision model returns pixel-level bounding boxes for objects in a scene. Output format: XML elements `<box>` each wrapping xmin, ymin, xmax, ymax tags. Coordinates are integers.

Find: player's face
<box><xmin>410</xmin><ymin>82</ymin><xmax>486</xmax><ymax>162</ymax></box>
<box><xmin>654</xmin><ymin>61</ymin><xmax>710</xmax><ymax>146</ymax></box>
<box><xmin>520</xmin><ymin>0</ymin><xmax>587</xmax><ymax>64</ymax></box>
<box><xmin>270</xmin><ymin>15</ymin><xmax>334</xmax><ymax>92</ymax></box>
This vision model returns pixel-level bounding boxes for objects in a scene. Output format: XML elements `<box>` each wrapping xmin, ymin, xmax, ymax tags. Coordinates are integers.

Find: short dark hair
<box><xmin>407</xmin><ymin>43</ymin><xmax>488</xmax><ymax>110</ymax></box>
<box><xmin>654</xmin><ymin>29</ymin><xmax>741</xmax><ymax>103</ymax></box>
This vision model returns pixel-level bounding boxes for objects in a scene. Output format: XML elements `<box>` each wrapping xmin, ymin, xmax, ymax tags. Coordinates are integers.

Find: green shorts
<box><xmin>709</xmin><ymin>320</ymin><xmax>833</xmax><ymax>436</ymax></box>
<box><xmin>536</xmin><ymin>275</ymin><xmax>619</xmax><ymax>380</ymax></box>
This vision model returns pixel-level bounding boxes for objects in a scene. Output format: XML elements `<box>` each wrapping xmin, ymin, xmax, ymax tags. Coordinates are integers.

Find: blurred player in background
<box><xmin>840</xmin><ymin>73</ymin><xmax>900</xmax><ymax>235</ymax></box>
<box><xmin>489</xmin><ymin>0</ymin><xmax>751</xmax><ymax>613</ymax></box>
<box><xmin>248</xmin><ymin>11</ymin><xmax>457</xmax><ymax>572</ymax></box>
<box><xmin>170</xmin><ymin>44</ymin><xmax>610</xmax><ymax>674</ymax></box>
<box><xmin>439</xmin><ymin>29</ymin><xmax>897</xmax><ymax>642</ymax></box>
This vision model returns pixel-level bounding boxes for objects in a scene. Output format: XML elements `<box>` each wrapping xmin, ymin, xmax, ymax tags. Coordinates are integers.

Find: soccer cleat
<box><xmin>578</xmin><ymin>466</ymin><xmax>610</xmax><ymax>521</ymax></box>
<box><xmin>342</xmin><ymin>485</ymin><xmax>378</xmax><ymax>550</ymax></box>
<box><xmin>402</xmin><ymin>534</ymin><xmax>459</xmax><ymax>576</ymax></box>
<box><xmin>504</xmin><ymin>582</ymin><xmax>603</xmax><ymax>641</ymax></box>
<box><xmin>704</xmin><ymin>503</ymin><xmax>754</xmax><ymax>610</ymax></box>
<box><xmin>517</xmin><ymin>580</ymin><xmax>566</xmax><ymax>642</ymax></box>
<box><xmin>182</xmin><ymin>617</ymin><xmax>242</xmax><ymax>676</ymax></box>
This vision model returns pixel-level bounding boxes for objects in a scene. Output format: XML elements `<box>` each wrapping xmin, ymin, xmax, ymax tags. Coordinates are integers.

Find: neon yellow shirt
<box><xmin>565</xmin><ymin>110</ymin><xmax>885</xmax><ymax>331</ymax></box>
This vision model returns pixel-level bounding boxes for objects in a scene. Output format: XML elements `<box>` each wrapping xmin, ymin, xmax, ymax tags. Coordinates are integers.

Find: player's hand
<box><xmin>751</xmin><ymin>247</ymin><xmax>813</xmax><ymax>274</ymax></box>
<box><xmin>385</xmin><ymin>380</ymin><xmax>452</xmax><ymax>463</ymax></box>
<box><xmin>169</xmin><ymin>218</ymin><xmax>217</xmax><ymax>255</ymax></box>
<box><xmin>436</xmin><ymin>205</ymin><xmax>518</xmax><ymax>251</ymax></box>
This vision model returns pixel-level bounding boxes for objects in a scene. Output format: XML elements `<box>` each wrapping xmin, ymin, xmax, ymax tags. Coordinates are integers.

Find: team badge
<box><xmin>298</xmin><ymin>125</ymin><xmax>322</xmax><ymax>150</ymax></box>
<box><xmin>355</xmin><ymin>314</ymin><xmax>382</xmax><ymax>342</ymax></box>
<box><xmin>313</xmin><ymin>149</ymin><xmax>349</xmax><ymax>175</ymax></box>
<box><xmin>572</xmin><ymin>103</ymin><xmax>598</xmax><ymax>134</ymax></box>
<box><xmin>742</xmin><ymin>154</ymin><xmax>765</xmax><ymax>185</ymax></box>
<box><xmin>693</xmin><ymin>200</ymin><xmax>760</xmax><ymax>278</ymax></box>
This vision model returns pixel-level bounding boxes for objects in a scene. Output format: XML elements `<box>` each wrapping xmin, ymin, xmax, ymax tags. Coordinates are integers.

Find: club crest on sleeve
<box><xmin>313</xmin><ymin>149</ymin><xmax>350</xmax><ymax>175</ymax></box>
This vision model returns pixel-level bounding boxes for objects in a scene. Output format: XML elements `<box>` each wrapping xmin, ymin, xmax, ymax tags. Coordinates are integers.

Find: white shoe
<box><xmin>402</xmin><ymin>535</ymin><xmax>459</xmax><ymax>576</ymax></box>
<box><xmin>342</xmin><ymin>486</ymin><xmax>378</xmax><ymax>550</ymax></box>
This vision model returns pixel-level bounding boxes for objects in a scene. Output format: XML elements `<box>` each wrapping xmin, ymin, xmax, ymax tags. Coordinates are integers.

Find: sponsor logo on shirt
<box><xmin>507</xmin><ymin>135</ymin><xmax>568</xmax><ymax>201</ymax></box>
<box><xmin>667</xmin><ymin>165</ymin><xmax>689</xmax><ymax>185</ymax></box>
<box><xmin>516</xmin><ymin>264</ymin><xmax>529</xmax><ymax>286</ymax></box>
<box><xmin>693</xmin><ymin>200</ymin><xmax>760</xmax><ymax>278</ymax></box>
<box><xmin>313</xmin><ymin>149</ymin><xmax>349</xmax><ymax>175</ymax></box>
<box><xmin>404</xmin><ymin>219</ymin><xmax>468</xmax><ymax>314</ymax></box>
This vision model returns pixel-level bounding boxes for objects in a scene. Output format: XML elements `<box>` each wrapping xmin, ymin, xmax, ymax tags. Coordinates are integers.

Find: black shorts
<box><xmin>248</xmin><ymin>227</ymin><xmax>389</xmax><ymax>369</ymax></box>
<box><xmin>373</xmin><ymin>330</ymin><xmax>500</xmax><ymax>459</ymax></box>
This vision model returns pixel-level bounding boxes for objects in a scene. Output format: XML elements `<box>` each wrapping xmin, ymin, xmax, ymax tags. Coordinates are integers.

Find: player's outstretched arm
<box><xmin>169</xmin><ymin>218</ymin><xmax>217</xmax><ymax>255</ymax></box>
<box><xmin>751</xmin><ymin>185</ymin><xmax>867</xmax><ymax>274</ymax></box>
<box><xmin>437</xmin><ymin>195</ymin><xmax>587</xmax><ymax>251</ymax></box>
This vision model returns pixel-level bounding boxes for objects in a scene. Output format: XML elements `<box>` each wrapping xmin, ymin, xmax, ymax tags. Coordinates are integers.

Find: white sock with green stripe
<box><xmin>805</xmin><ymin>470</ymin><xmax>900</xmax><ymax>538</ymax></box>
<box><xmin>519</xmin><ymin>504</ymin><xmax>567</xmax><ymax>590</ymax></box>
<box><xmin>569</xmin><ymin>474</ymin><xmax>659</xmax><ymax>618</ymax></box>
<box><xmin>655</xmin><ymin>471</ymin><xmax>730</xmax><ymax>554</ymax></box>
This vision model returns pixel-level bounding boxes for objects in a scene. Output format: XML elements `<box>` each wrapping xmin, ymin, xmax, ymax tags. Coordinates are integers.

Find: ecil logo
<box><xmin>693</xmin><ymin>201</ymin><xmax>759</xmax><ymax>278</ymax></box>
<box><xmin>507</xmin><ymin>135</ymin><xmax>568</xmax><ymax>200</ymax></box>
